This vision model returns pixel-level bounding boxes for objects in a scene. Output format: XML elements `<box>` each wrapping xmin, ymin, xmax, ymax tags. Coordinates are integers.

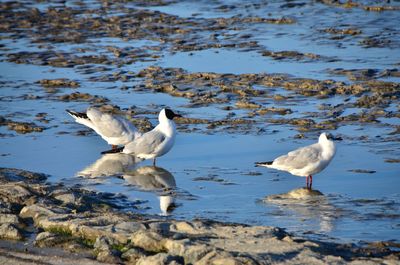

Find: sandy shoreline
<box><xmin>0</xmin><ymin>167</ymin><xmax>398</xmax><ymax>264</ymax></box>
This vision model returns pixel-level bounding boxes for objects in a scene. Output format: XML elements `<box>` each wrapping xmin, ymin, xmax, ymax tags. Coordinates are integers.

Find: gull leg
<box><xmin>309</xmin><ymin>175</ymin><xmax>313</xmax><ymax>190</ymax></box>
<box><xmin>153</xmin><ymin>158</ymin><xmax>156</xmax><ymax>166</ymax></box>
<box><xmin>111</xmin><ymin>145</ymin><xmax>118</xmax><ymax>150</ymax></box>
<box><xmin>306</xmin><ymin>175</ymin><xmax>309</xmax><ymax>188</ymax></box>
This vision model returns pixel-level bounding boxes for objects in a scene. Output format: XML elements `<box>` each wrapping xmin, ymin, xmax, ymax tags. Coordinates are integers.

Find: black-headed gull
<box><xmin>256</xmin><ymin>133</ymin><xmax>336</xmax><ymax>189</ymax></box>
<box><xmin>102</xmin><ymin>108</ymin><xmax>181</xmax><ymax>166</ymax></box>
<box><xmin>67</xmin><ymin>107</ymin><xmax>141</xmax><ymax>149</ymax></box>
<box><xmin>123</xmin><ymin>166</ymin><xmax>177</xmax><ymax>215</ymax></box>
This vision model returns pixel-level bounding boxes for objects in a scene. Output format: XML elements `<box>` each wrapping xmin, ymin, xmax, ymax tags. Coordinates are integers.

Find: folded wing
<box><xmin>273</xmin><ymin>143</ymin><xmax>321</xmax><ymax>171</ymax></box>
<box><xmin>87</xmin><ymin>108</ymin><xmax>139</xmax><ymax>138</ymax></box>
<box><xmin>124</xmin><ymin>130</ymin><xmax>166</xmax><ymax>155</ymax></box>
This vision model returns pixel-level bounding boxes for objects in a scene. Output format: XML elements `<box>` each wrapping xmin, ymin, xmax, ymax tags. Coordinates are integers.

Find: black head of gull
<box><xmin>164</xmin><ymin>108</ymin><xmax>182</xmax><ymax>120</ymax></box>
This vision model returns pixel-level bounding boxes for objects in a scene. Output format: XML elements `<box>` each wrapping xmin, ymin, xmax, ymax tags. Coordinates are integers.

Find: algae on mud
<box><xmin>0</xmin><ymin>0</ymin><xmax>400</xmax><ymax>263</ymax></box>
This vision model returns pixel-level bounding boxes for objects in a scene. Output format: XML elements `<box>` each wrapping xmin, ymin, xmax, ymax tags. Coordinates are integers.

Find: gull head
<box><xmin>319</xmin><ymin>132</ymin><xmax>336</xmax><ymax>158</ymax></box>
<box><xmin>319</xmin><ymin>132</ymin><xmax>334</xmax><ymax>143</ymax></box>
<box><xmin>159</xmin><ymin>108</ymin><xmax>182</xmax><ymax>122</ymax></box>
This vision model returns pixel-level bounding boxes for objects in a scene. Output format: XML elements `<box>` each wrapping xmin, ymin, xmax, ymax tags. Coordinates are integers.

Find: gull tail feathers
<box><xmin>101</xmin><ymin>146</ymin><xmax>124</xmax><ymax>154</ymax></box>
<box><xmin>255</xmin><ymin>161</ymin><xmax>273</xmax><ymax>167</ymax></box>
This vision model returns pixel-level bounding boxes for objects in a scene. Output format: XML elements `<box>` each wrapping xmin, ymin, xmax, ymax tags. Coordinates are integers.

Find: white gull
<box><xmin>256</xmin><ymin>133</ymin><xmax>336</xmax><ymax>189</ymax></box>
<box><xmin>102</xmin><ymin>108</ymin><xmax>181</xmax><ymax>166</ymax></box>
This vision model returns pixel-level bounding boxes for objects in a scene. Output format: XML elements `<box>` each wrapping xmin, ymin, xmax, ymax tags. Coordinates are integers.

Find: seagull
<box><xmin>255</xmin><ymin>133</ymin><xmax>336</xmax><ymax>189</ymax></box>
<box><xmin>123</xmin><ymin>166</ymin><xmax>176</xmax><ymax>191</ymax></box>
<box><xmin>77</xmin><ymin>153</ymin><xmax>136</xmax><ymax>178</ymax></box>
<box><xmin>123</xmin><ymin>166</ymin><xmax>177</xmax><ymax>215</ymax></box>
<box><xmin>102</xmin><ymin>108</ymin><xmax>181</xmax><ymax>166</ymax></box>
<box><xmin>66</xmin><ymin>107</ymin><xmax>141</xmax><ymax>150</ymax></box>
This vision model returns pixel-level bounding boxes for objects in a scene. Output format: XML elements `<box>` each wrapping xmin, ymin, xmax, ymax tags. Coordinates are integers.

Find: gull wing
<box><xmin>273</xmin><ymin>143</ymin><xmax>322</xmax><ymax>171</ymax></box>
<box><xmin>124</xmin><ymin>130</ymin><xmax>166</xmax><ymax>155</ymax></box>
<box><xmin>87</xmin><ymin>108</ymin><xmax>138</xmax><ymax>138</ymax></box>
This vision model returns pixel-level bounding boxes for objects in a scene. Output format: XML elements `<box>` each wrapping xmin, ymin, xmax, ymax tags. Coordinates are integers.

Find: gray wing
<box><xmin>274</xmin><ymin>143</ymin><xmax>321</xmax><ymax>170</ymax></box>
<box><xmin>87</xmin><ymin>108</ymin><xmax>136</xmax><ymax>138</ymax></box>
<box><xmin>124</xmin><ymin>130</ymin><xmax>166</xmax><ymax>154</ymax></box>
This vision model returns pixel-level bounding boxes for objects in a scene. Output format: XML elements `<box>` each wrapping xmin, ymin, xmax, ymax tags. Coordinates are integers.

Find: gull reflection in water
<box><xmin>264</xmin><ymin>187</ymin><xmax>337</xmax><ymax>233</ymax></box>
<box><xmin>123</xmin><ymin>166</ymin><xmax>177</xmax><ymax>215</ymax></box>
<box><xmin>77</xmin><ymin>153</ymin><xmax>137</xmax><ymax>178</ymax></box>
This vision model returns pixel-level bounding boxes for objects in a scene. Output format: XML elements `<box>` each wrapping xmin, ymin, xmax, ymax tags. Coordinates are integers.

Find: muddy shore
<box><xmin>1</xmin><ymin>167</ymin><xmax>399</xmax><ymax>265</ymax></box>
<box><xmin>1</xmin><ymin>0</ymin><xmax>400</xmax><ymax>263</ymax></box>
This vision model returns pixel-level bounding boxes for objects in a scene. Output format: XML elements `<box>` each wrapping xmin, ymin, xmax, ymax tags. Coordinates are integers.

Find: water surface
<box><xmin>0</xmin><ymin>0</ymin><xmax>399</xmax><ymax>244</ymax></box>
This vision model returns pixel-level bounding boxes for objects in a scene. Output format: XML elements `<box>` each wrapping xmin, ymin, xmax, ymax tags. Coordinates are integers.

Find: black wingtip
<box><xmin>255</xmin><ymin>161</ymin><xmax>273</xmax><ymax>167</ymax></box>
<box><xmin>66</xmin><ymin>109</ymin><xmax>88</xmax><ymax>119</ymax></box>
<box><xmin>101</xmin><ymin>146</ymin><xmax>124</xmax><ymax>155</ymax></box>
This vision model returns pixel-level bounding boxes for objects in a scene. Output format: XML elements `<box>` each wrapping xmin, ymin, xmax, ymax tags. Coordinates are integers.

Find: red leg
<box><xmin>306</xmin><ymin>175</ymin><xmax>309</xmax><ymax>188</ymax></box>
<box><xmin>112</xmin><ymin>145</ymin><xmax>118</xmax><ymax>150</ymax></box>
<box><xmin>309</xmin><ymin>175</ymin><xmax>313</xmax><ymax>189</ymax></box>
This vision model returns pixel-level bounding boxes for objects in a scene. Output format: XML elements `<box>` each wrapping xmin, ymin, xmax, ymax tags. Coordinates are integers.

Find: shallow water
<box><xmin>1</xmin><ymin>0</ymin><xmax>399</xmax><ymax>244</ymax></box>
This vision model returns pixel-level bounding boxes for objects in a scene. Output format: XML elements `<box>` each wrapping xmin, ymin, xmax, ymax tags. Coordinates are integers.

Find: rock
<box><xmin>96</xmin><ymin>250</ymin><xmax>122</xmax><ymax>264</ymax></box>
<box><xmin>130</xmin><ymin>230</ymin><xmax>165</xmax><ymax>252</ymax></box>
<box><xmin>0</xmin><ymin>246</ymin><xmax>106</xmax><ymax>265</ymax></box>
<box><xmin>35</xmin><ymin>231</ymin><xmax>56</xmax><ymax>241</ymax></box>
<box><xmin>54</xmin><ymin>193</ymin><xmax>78</xmax><ymax>205</ymax></box>
<box><xmin>94</xmin><ymin>236</ymin><xmax>122</xmax><ymax>264</ymax></box>
<box><xmin>19</xmin><ymin>204</ymin><xmax>58</xmax><ymax>219</ymax></box>
<box><xmin>35</xmin><ymin>231</ymin><xmax>94</xmax><ymax>254</ymax></box>
<box><xmin>165</xmin><ymin>240</ymin><xmax>212</xmax><ymax>264</ymax></box>
<box><xmin>0</xmin><ymin>214</ymin><xmax>19</xmax><ymax>224</ymax></box>
<box><xmin>265</xmin><ymin>187</ymin><xmax>323</xmax><ymax>200</ymax></box>
<box><xmin>6</xmin><ymin>121</ymin><xmax>45</xmax><ymax>134</ymax></box>
<box><xmin>172</xmin><ymin>221</ymin><xmax>198</xmax><ymax>234</ymax></box>
<box><xmin>385</xmin><ymin>158</ymin><xmax>400</xmax><ymax>163</ymax></box>
<box><xmin>39</xmin><ymin>78</ymin><xmax>80</xmax><ymax>88</ymax></box>
<box><xmin>235</xmin><ymin>100</ymin><xmax>261</xmax><ymax>109</ymax></box>
<box><xmin>348</xmin><ymin>169</ymin><xmax>376</xmax><ymax>174</ymax></box>
<box><xmin>195</xmin><ymin>251</ymin><xmax>236</xmax><ymax>265</ymax></box>
<box><xmin>0</xmin><ymin>201</ymin><xmax>13</xmax><ymax>214</ymax></box>
<box><xmin>34</xmin><ymin>231</ymin><xmax>60</xmax><ymax>247</ymax></box>
<box><xmin>0</xmin><ymin>184</ymin><xmax>33</xmax><ymax>204</ymax></box>
<box><xmin>183</xmin><ymin>245</ymin><xmax>213</xmax><ymax>263</ymax></box>
<box><xmin>0</xmin><ymin>168</ymin><xmax>48</xmax><ymax>182</ymax></box>
<box><xmin>147</xmin><ymin>222</ymin><xmax>171</xmax><ymax>235</ymax></box>
<box><xmin>257</xmin><ymin>107</ymin><xmax>292</xmax><ymax>115</ymax></box>
<box><xmin>58</xmin><ymin>92</ymin><xmax>109</xmax><ymax>103</ymax></box>
<box><xmin>121</xmin><ymin>247</ymin><xmax>147</xmax><ymax>263</ymax></box>
<box><xmin>94</xmin><ymin>236</ymin><xmax>113</xmax><ymax>251</ymax></box>
<box><xmin>136</xmin><ymin>253</ymin><xmax>184</xmax><ymax>265</ymax></box>
<box><xmin>114</xmin><ymin>221</ymin><xmax>146</xmax><ymax>234</ymax></box>
<box><xmin>0</xmin><ymin>223</ymin><xmax>23</xmax><ymax>240</ymax></box>
<box><xmin>212</xmin><ymin>257</ymin><xmax>244</xmax><ymax>265</ymax></box>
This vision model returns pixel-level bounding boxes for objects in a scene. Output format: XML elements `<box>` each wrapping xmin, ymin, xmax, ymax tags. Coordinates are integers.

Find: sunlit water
<box><xmin>0</xmin><ymin>0</ymin><xmax>399</xmax><ymax>244</ymax></box>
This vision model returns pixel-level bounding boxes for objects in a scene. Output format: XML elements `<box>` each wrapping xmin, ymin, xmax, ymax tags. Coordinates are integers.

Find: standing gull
<box><xmin>255</xmin><ymin>133</ymin><xmax>336</xmax><ymax>189</ymax></box>
<box><xmin>66</xmin><ymin>107</ymin><xmax>141</xmax><ymax>149</ymax></box>
<box><xmin>103</xmin><ymin>108</ymin><xmax>181</xmax><ymax>166</ymax></box>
